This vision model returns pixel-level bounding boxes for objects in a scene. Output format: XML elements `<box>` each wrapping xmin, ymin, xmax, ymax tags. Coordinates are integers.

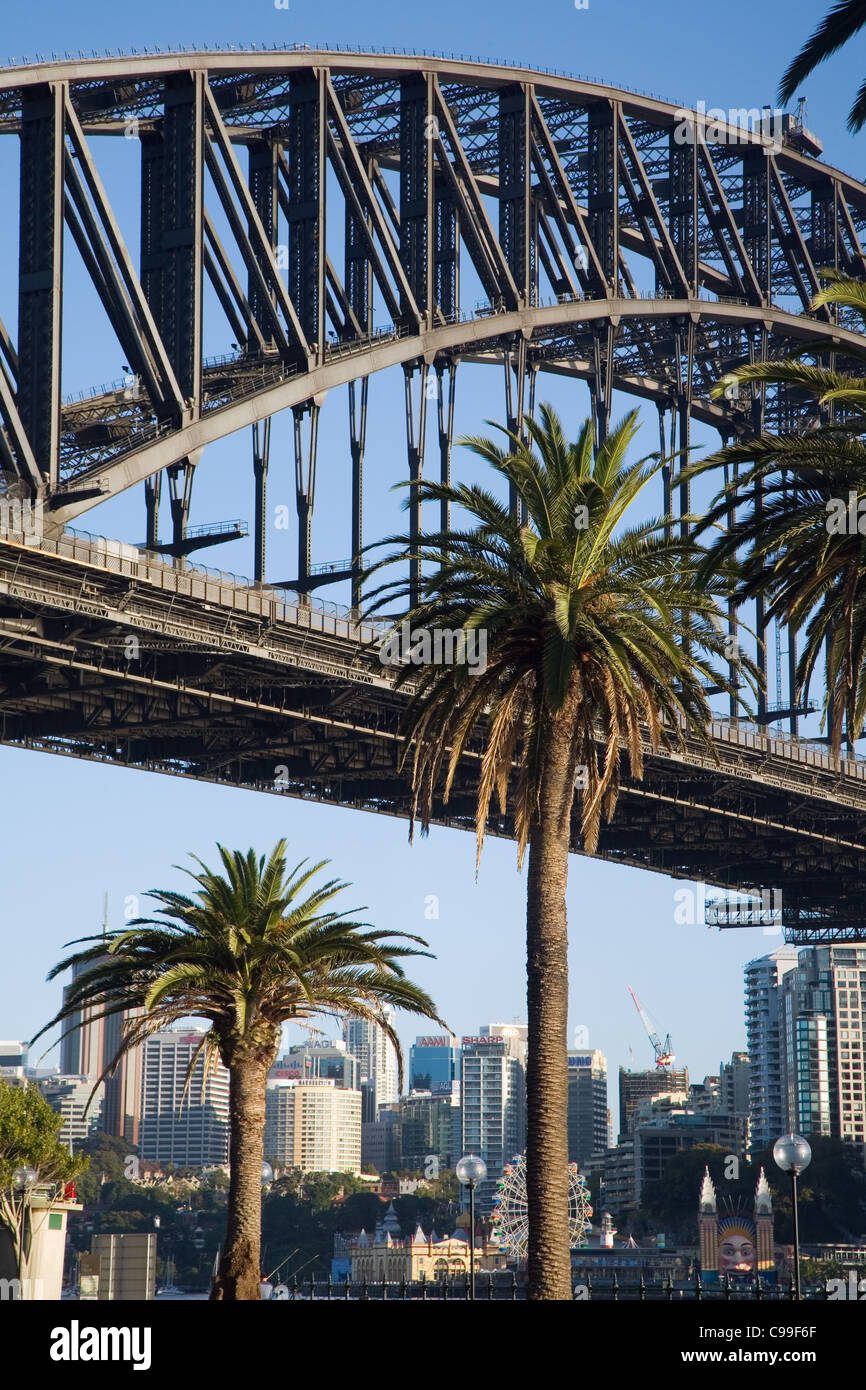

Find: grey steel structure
<box><xmin>2</xmin><ymin>48</ymin><xmax>866</xmax><ymax>939</ymax></box>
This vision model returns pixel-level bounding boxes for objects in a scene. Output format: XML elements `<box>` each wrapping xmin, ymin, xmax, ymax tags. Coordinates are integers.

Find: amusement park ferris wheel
<box><xmin>490</xmin><ymin>1155</ymin><xmax>593</xmax><ymax>1260</ymax></box>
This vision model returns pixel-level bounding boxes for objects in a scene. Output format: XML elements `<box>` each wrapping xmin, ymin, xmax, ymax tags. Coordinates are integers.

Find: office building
<box><xmin>361</xmin><ymin>1104</ymin><xmax>401</xmax><ymax>1173</ymax></box>
<box><xmin>0</xmin><ymin>1041</ymin><xmax>28</xmax><ymax>1079</ymax></box>
<box><xmin>399</xmin><ymin>1089</ymin><xmax>461</xmax><ymax>1172</ymax></box>
<box><xmin>461</xmin><ymin>1033</ymin><xmax>526</xmax><ymax>1212</ymax></box>
<box><xmin>139</xmin><ymin>1030</ymin><xmax>230</xmax><ymax>1167</ymax></box>
<box><xmin>633</xmin><ymin>1103</ymin><xmax>747</xmax><ymax>1202</ymax></box>
<box><xmin>101</xmin><ymin>1009</ymin><xmax>144</xmax><ymax>1147</ymax></box>
<box><xmin>59</xmin><ymin>956</ymin><xmax>144</xmax><ymax>1145</ymax></box>
<box><xmin>618</xmin><ymin>1066</ymin><xmax>689</xmax><ymax>1137</ymax></box>
<box><xmin>37</xmin><ymin>1075</ymin><xmax>104</xmax><ymax>1150</ymax></box>
<box><xmin>408</xmin><ymin>1035</ymin><xmax>460</xmax><ymax>1093</ymax></box>
<box><xmin>596</xmin><ymin>1140</ymin><xmax>636</xmax><ymax>1217</ymax></box>
<box><xmin>272</xmin><ymin>1040</ymin><xmax>360</xmax><ymax>1090</ymax></box>
<box><xmin>744</xmin><ymin>947</ymin><xmax>798</xmax><ymax>1150</ymax></box>
<box><xmin>566</xmin><ymin>1049</ymin><xmax>608</xmax><ymax>1166</ymax></box>
<box><xmin>59</xmin><ymin>959</ymin><xmax>106</xmax><ymax>1079</ymax></box>
<box><xmin>343</xmin><ymin>1010</ymin><xmax>398</xmax><ymax>1112</ymax></box>
<box><xmin>264</xmin><ymin>1078</ymin><xmax>362</xmax><ymax>1173</ymax></box>
<box><xmin>479</xmin><ymin>1023</ymin><xmax>528</xmax><ymax>1069</ymax></box>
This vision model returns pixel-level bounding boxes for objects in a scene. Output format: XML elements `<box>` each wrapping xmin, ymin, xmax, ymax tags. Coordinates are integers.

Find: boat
<box><xmin>156</xmin><ymin>1256</ymin><xmax>183</xmax><ymax>1297</ymax></box>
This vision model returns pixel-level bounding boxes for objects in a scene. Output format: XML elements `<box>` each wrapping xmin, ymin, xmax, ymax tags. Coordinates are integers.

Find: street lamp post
<box><xmin>773</xmin><ymin>1134</ymin><xmax>812</xmax><ymax>1300</ymax></box>
<box><xmin>456</xmin><ymin>1155</ymin><xmax>487</xmax><ymax>1301</ymax></box>
<box><xmin>11</xmin><ymin>1166</ymin><xmax>38</xmax><ymax>1288</ymax></box>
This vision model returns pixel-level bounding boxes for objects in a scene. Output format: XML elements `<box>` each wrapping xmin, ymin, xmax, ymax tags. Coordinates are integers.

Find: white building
<box><xmin>780</xmin><ymin>946</ymin><xmax>866</xmax><ymax>1144</ymax></box>
<box><xmin>0</xmin><ymin>1041</ymin><xmax>28</xmax><ymax>1080</ymax></box>
<box><xmin>139</xmin><ymin>1030</ymin><xmax>229</xmax><ymax>1167</ymax></box>
<box><xmin>479</xmin><ymin>1022</ymin><xmax>528</xmax><ymax>1069</ymax></box>
<box><xmin>37</xmin><ymin>1075</ymin><xmax>104</xmax><ymax>1149</ymax></box>
<box><xmin>744</xmin><ymin>948</ymin><xmax>798</xmax><ymax>1150</ymax></box>
<box><xmin>342</xmin><ymin>1011</ymin><xmax>398</xmax><ymax>1115</ymax></box>
<box><xmin>460</xmin><ymin>1033</ymin><xmax>526</xmax><ymax>1213</ymax></box>
<box><xmin>264</xmin><ymin>1078</ymin><xmax>362</xmax><ymax>1173</ymax></box>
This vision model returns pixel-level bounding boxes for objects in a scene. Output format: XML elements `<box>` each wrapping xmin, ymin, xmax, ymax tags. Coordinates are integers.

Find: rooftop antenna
<box><xmin>102</xmin><ymin>891</ymin><xmax>109</xmax><ymax>939</ymax></box>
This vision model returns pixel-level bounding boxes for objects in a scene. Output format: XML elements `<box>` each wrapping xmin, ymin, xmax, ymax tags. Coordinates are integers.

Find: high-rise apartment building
<box><xmin>744</xmin><ymin>947</ymin><xmax>799</xmax><ymax>1150</ymax></box>
<box><xmin>460</xmin><ymin>1033</ymin><xmax>526</xmax><ymax>1212</ymax></box>
<box><xmin>780</xmin><ymin>946</ymin><xmax>866</xmax><ymax>1144</ymax></box>
<box><xmin>342</xmin><ymin>1010</ymin><xmax>398</xmax><ymax>1113</ymax></box>
<box><xmin>139</xmin><ymin>1030</ymin><xmax>230</xmax><ymax>1166</ymax></box>
<box><xmin>566</xmin><ymin>1049</ymin><xmax>608</xmax><ymax>1166</ymax></box>
<box><xmin>264</xmin><ymin>1079</ymin><xmax>362</xmax><ymax>1173</ymax></box>
<box><xmin>719</xmin><ymin>1052</ymin><xmax>751</xmax><ymax>1120</ymax></box>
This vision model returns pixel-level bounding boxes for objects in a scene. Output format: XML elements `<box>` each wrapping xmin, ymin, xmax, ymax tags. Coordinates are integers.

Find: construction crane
<box><xmin>628</xmin><ymin>987</ymin><xmax>675</xmax><ymax>1069</ymax></box>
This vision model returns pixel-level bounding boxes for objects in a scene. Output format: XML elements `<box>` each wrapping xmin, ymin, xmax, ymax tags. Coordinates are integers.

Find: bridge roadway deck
<box><xmin>1</xmin><ymin>532</ymin><xmax>865</xmax><ymax>941</ymax></box>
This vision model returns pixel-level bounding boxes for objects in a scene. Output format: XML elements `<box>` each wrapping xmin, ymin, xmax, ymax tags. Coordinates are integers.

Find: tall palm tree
<box><xmin>34</xmin><ymin>841</ymin><xmax>444</xmax><ymax>1300</ymax></box>
<box><xmin>366</xmin><ymin>405</ymin><xmax>744</xmax><ymax>1300</ymax></box>
<box><xmin>693</xmin><ymin>271</ymin><xmax>866</xmax><ymax>753</ymax></box>
<box><xmin>779</xmin><ymin>0</ymin><xmax>866</xmax><ymax>132</ymax></box>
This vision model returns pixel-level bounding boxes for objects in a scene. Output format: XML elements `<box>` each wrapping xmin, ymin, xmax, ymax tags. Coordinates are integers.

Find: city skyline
<box><xmin>2</xmin><ymin>744</ymin><xmax>776</xmax><ymax>1097</ymax></box>
<box><xmin>3</xmin><ymin>0</ymin><xmax>866</xmax><ymax>1135</ymax></box>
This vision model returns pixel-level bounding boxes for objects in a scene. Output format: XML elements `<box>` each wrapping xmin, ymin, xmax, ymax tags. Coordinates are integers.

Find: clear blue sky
<box><xmin>2</xmin><ymin>0</ymin><xmax>863</xmax><ymax>1109</ymax></box>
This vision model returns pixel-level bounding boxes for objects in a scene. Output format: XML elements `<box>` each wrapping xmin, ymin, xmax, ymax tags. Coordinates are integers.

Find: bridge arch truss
<box><xmin>1</xmin><ymin>49</ymin><xmax>866</xmax><ymax>730</ymax></box>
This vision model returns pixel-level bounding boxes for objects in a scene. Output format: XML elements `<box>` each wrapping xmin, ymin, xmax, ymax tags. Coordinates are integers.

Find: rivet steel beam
<box><xmin>17</xmin><ymin>83</ymin><xmax>65</xmax><ymax>485</ymax></box>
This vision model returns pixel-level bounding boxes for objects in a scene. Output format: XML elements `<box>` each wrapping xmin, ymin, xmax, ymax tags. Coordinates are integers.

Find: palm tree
<box><xmin>779</xmin><ymin>0</ymin><xmax>866</xmax><ymax>132</ymax></box>
<box><xmin>366</xmin><ymin>405</ymin><xmax>743</xmax><ymax>1300</ymax></box>
<box><xmin>34</xmin><ymin>841</ymin><xmax>445</xmax><ymax>1300</ymax></box>
<box><xmin>693</xmin><ymin>271</ymin><xmax>866</xmax><ymax>753</ymax></box>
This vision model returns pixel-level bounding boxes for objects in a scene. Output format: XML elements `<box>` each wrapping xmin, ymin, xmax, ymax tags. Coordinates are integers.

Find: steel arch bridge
<box><xmin>3</xmin><ymin>48</ymin><xmax>866</xmax><ymax>941</ymax></box>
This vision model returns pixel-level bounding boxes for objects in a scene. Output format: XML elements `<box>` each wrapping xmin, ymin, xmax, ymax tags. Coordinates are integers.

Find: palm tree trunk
<box><xmin>211</xmin><ymin>1057</ymin><xmax>269</xmax><ymax>1300</ymax></box>
<box><xmin>525</xmin><ymin>676</ymin><xmax>580</xmax><ymax>1300</ymax></box>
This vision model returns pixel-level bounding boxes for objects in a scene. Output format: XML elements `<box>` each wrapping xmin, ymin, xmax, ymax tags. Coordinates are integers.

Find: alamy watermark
<box><xmin>1</xmin><ymin>1276</ymin><xmax>45</xmax><ymax>1300</ymax></box>
<box><xmin>0</xmin><ymin>494</ymin><xmax>43</xmax><ymax>543</ymax></box>
<box><xmin>673</xmin><ymin>102</ymin><xmax>785</xmax><ymax>155</ymax></box>
<box><xmin>675</xmin><ymin>882</ymin><xmax>783</xmax><ymax>934</ymax></box>
<box><xmin>378</xmin><ymin>621</ymin><xmax>487</xmax><ymax>674</ymax></box>
<box><xmin>826</xmin><ymin>493</ymin><xmax>866</xmax><ymax>535</ymax></box>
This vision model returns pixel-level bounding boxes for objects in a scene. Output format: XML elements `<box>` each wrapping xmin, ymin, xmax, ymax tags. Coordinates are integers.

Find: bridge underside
<box><xmin>1</xmin><ymin>536</ymin><xmax>865</xmax><ymax>944</ymax></box>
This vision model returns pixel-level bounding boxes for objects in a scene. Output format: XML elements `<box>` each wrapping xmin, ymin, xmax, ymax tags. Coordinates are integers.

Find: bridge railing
<box><xmin>19</xmin><ymin>526</ymin><xmax>390</xmax><ymax>647</ymax></box>
<box><xmin>705</xmin><ymin>717</ymin><xmax>866</xmax><ymax>780</ymax></box>
<box><xmin>6</xmin><ymin>523</ymin><xmax>866</xmax><ymax>778</ymax></box>
<box><xmin>0</xmin><ymin>44</ymin><xmax>686</xmax><ymax>109</ymax></box>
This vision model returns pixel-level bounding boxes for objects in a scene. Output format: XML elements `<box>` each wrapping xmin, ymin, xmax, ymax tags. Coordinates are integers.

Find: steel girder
<box><xmin>2</xmin><ymin>531</ymin><xmax>866</xmax><ymax>941</ymax></box>
<box><xmin>0</xmin><ymin>51</ymin><xmax>864</xmax><ymax>514</ymax></box>
<box><xmin>1</xmin><ymin>54</ymin><xmax>866</xmax><ymax>933</ymax></box>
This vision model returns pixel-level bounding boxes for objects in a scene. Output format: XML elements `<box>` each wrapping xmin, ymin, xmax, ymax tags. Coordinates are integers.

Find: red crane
<box><xmin>628</xmin><ymin>986</ymin><xmax>675</xmax><ymax>1069</ymax></box>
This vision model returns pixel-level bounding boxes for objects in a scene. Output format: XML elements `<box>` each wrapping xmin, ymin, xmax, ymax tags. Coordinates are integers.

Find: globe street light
<box><xmin>11</xmin><ymin>1166</ymin><xmax>38</xmax><ymax>1284</ymax></box>
<box><xmin>773</xmin><ymin>1134</ymin><xmax>812</xmax><ymax>1300</ymax></box>
<box><xmin>456</xmin><ymin>1155</ymin><xmax>487</xmax><ymax>1301</ymax></box>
